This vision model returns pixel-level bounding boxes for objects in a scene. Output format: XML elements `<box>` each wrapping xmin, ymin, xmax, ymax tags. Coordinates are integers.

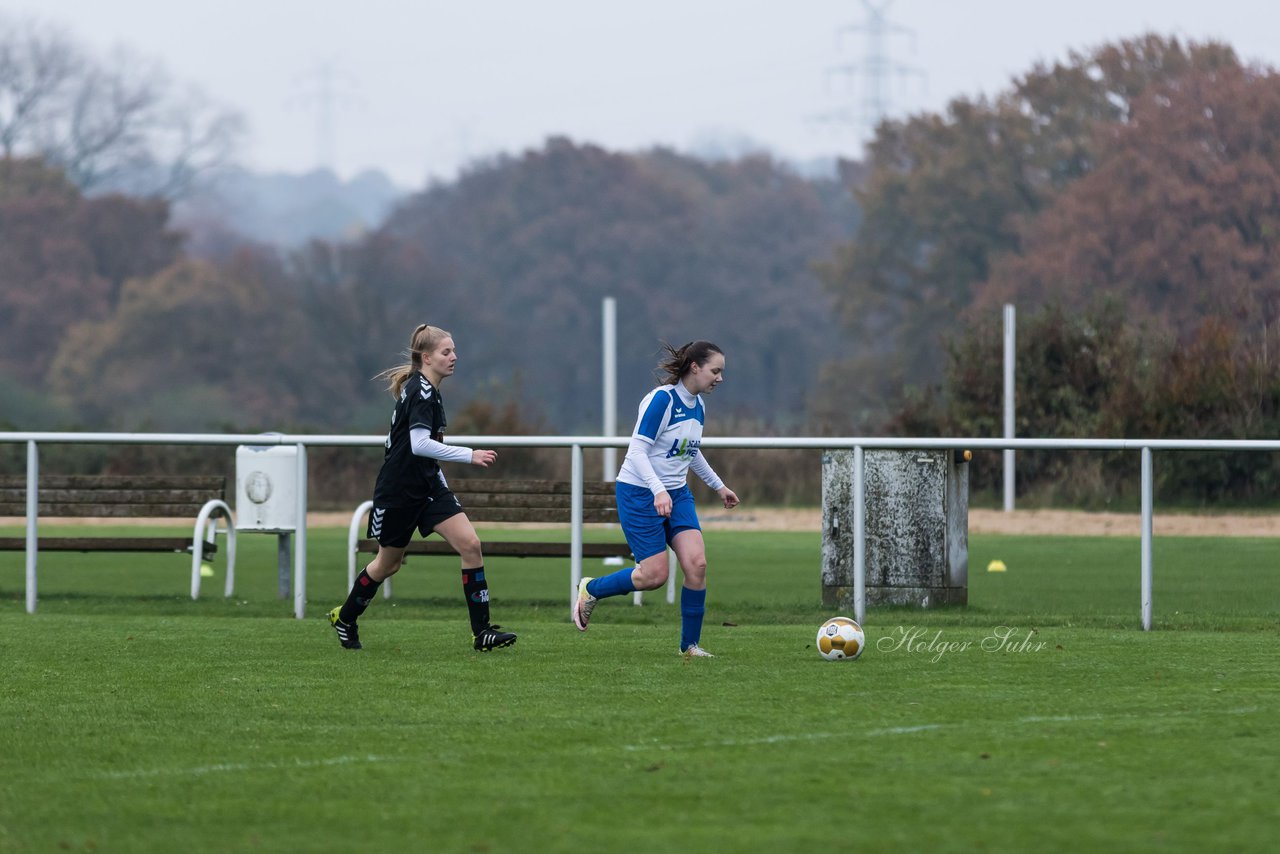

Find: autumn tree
<box><xmin>378</xmin><ymin>137</ymin><xmax>859</xmax><ymax>431</ymax></box>
<box><xmin>0</xmin><ymin>157</ymin><xmax>181</xmax><ymax>385</ymax></box>
<box><xmin>819</xmin><ymin>34</ymin><xmax>1242</xmax><ymax>420</ymax></box>
<box><xmin>45</xmin><ymin>256</ymin><xmax>356</xmax><ymax>429</ymax></box>
<box><xmin>978</xmin><ymin>61</ymin><xmax>1280</xmax><ymax>343</ymax></box>
<box><xmin>881</xmin><ymin>47</ymin><xmax>1280</xmax><ymax>502</ymax></box>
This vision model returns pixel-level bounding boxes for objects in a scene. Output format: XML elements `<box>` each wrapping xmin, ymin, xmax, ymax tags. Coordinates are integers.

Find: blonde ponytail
<box><xmin>375</xmin><ymin>323</ymin><xmax>452</xmax><ymax>397</ymax></box>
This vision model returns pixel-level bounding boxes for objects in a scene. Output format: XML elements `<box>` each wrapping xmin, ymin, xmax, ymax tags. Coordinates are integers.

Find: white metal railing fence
<box><xmin>3</xmin><ymin>432</ymin><xmax>1279</xmax><ymax>628</ymax></box>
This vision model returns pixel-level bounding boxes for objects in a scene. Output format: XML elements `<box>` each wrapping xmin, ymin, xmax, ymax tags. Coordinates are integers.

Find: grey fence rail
<box><xmin>4</xmin><ymin>432</ymin><xmax>1279</xmax><ymax>627</ymax></box>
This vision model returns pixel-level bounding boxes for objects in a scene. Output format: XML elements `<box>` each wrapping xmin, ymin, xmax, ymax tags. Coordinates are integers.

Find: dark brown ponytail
<box><xmin>655</xmin><ymin>340</ymin><xmax>723</xmax><ymax>385</ymax></box>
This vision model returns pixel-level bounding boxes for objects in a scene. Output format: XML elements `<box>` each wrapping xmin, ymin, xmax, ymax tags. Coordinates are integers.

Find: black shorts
<box><xmin>367</xmin><ymin>488</ymin><xmax>465</xmax><ymax>548</ymax></box>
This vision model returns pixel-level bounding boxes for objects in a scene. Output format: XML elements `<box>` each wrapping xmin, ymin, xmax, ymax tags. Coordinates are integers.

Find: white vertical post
<box><xmin>25</xmin><ymin>440</ymin><xmax>38</xmax><ymax>614</ymax></box>
<box><xmin>1140</xmin><ymin>446</ymin><xmax>1153</xmax><ymax>631</ymax></box>
<box><xmin>603</xmin><ymin>297</ymin><xmax>617</xmax><ymax>482</ymax></box>
<box><xmin>603</xmin><ymin>297</ymin><xmax>641</xmax><ymax>603</ymax></box>
<box><xmin>853</xmin><ymin>445</ymin><xmax>866</xmax><ymax>625</ymax></box>
<box><xmin>1003</xmin><ymin>303</ymin><xmax>1016</xmax><ymax>512</ymax></box>
<box><xmin>570</xmin><ymin>443</ymin><xmax>584</xmax><ymax>609</ymax></box>
<box><xmin>293</xmin><ymin>443</ymin><xmax>308</xmax><ymax>619</ymax></box>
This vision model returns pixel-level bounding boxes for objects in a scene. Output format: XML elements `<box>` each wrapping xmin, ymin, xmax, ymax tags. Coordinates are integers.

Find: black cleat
<box><xmin>473</xmin><ymin>624</ymin><xmax>517</xmax><ymax>651</ymax></box>
<box><xmin>328</xmin><ymin>606</ymin><xmax>362</xmax><ymax>649</ymax></box>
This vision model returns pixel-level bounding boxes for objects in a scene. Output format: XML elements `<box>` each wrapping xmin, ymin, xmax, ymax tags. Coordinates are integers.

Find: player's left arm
<box><xmin>689</xmin><ymin>453</ymin><xmax>739</xmax><ymax>509</ymax></box>
<box><xmin>410</xmin><ymin>427</ymin><xmax>473</xmax><ymax>462</ymax></box>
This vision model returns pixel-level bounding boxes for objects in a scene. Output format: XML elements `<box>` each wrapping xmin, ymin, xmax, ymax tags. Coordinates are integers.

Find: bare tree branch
<box><xmin>0</xmin><ymin>14</ymin><xmax>244</xmax><ymax>199</ymax></box>
<box><xmin>0</xmin><ymin>15</ymin><xmax>80</xmax><ymax>157</ymax></box>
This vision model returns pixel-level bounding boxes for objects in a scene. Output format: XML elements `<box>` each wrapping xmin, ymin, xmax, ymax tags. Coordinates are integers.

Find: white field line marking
<box><xmin>620</xmin><ymin>707</ymin><xmax>1260</xmax><ymax>753</ymax></box>
<box><xmin>85</xmin><ymin>707</ymin><xmax>1263</xmax><ymax>776</ymax></box>
<box><xmin>93</xmin><ymin>754</ymin><xmax>393</xmax><ymax>780</ymax></box>
<box><xmin>622</xmin><ymin>724</ymin><xmax>942</xmax><ymax>752</ymax></box>
<box><xmin>1016</xmin><ymin>706</ymin><xmax>1258</xmax><ymax>725</ymax></box>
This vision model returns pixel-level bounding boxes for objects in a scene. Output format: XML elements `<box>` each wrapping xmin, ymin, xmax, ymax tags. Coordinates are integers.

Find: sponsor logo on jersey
<box><xmin>664</xmin><ymin>438</ymin><xmax>701</xmax><ymax>460</ymax></box>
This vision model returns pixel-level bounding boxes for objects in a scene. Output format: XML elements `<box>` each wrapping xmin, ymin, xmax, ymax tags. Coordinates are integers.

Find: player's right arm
<box><xmin>624</xmin><ymin>436</ymin><xmax>671</xmax><ymax>516</ymax></box>
<box><xmin>627</xmin><ymin>390</ymin><xmax>674</xmax><ymax>515</ymax></box>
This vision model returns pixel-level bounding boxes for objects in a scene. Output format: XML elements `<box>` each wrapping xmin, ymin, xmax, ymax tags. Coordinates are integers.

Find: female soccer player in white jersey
<box><xmin>328</xmin><ymin>324</ymin><xmax>517</xmax><ymax>653</ymax></box>
<box><xmin>573</xmin><ymin>340</ymin><xmax>740</xmax><ymax>656</ymax></box>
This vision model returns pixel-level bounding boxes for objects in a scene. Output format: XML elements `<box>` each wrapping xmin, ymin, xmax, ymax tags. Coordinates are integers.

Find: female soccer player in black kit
<box><xmin>328</xmin><ymin>324</ymin><xmax>517</xmax><ymax>652</ymax></box>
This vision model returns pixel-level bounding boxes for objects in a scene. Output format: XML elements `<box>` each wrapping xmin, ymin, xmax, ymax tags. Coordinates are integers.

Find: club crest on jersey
<box><xmin>664</xmin><ymin>437</ymin><xmax>701</xmax><ymax>460</ymax></box>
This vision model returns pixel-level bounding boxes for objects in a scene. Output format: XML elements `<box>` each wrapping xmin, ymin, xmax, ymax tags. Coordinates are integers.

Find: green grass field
<box><xmin>2</xmin><ymin>525</ymin><xmax>1278</xmax><ymax>852</ymax></box>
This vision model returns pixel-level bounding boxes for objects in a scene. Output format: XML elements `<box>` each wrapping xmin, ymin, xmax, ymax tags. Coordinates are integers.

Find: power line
<box><xmin>286</xmin><ymin>59</ymin><xmax>364</xmax><ymax>173</ymax></box>
<box><xmin>814</xmin><ymin>0</ymin><xmax>926</xmax><ymax>148</ymax></box>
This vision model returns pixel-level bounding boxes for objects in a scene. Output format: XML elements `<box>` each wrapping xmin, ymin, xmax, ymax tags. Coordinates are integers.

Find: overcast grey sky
<box><xmin>14</xmin><ymin>0</ymin><xmax>1280</xmax><ymax>188</ymax></box>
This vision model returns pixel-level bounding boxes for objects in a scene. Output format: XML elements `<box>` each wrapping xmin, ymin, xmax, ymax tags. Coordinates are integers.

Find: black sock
<box><xmin>461</xmin><ymin>566</ymin><xmax>490</xmax><ymax>635</ymax></box>
<box><xmin>339</xmin><ymin>568</ymin><xmax>381</xmax><ymax>624</ymax></box>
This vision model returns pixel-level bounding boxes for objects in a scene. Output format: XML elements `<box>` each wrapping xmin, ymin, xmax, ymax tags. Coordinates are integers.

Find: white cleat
<box><xmin>573</xmin><ymin>577</ymin><xmax>597</xmax><ymax>632</ymax></box>
<box><xmin>681</xmin><ymin>644</ymin><xmax>715</xmax><ymax>658</ymax></box>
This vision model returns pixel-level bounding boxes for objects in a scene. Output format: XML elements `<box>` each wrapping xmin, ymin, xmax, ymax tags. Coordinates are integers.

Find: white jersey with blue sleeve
<box><xmin>617</xmin><ymin>383</ymin><xmax>723</xmax><ymax>494</ymax></box>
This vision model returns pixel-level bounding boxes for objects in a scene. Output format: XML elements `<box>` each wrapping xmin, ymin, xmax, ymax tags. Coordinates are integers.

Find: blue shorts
<box><xmin>615</xmin><ymin>482</ymin><xmax>701</xmax><ymax>562</ymax></box>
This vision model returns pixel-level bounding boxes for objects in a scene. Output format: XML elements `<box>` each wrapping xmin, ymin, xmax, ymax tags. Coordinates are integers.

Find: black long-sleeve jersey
<box><xmin>372</xmin><ymin>372</ymin><xmax>447</xmax><ymax>507</ymax></box>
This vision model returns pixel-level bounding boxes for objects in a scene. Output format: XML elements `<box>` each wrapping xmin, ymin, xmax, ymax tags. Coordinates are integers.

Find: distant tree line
<box><xmin>0</xmin><ymin>138</ymin><xmax>860</xmax><ymax>517</ymax></box>
<box><xmin>2</xmin><ymin>30</ymin><xmax>1278</xmax><ymax>505</ymax></box>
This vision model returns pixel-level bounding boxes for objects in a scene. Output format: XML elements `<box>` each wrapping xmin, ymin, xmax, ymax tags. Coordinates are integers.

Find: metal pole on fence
<box><xmin>1141</xmin><ymin>446</ymin><xmax>1153</xmax><ymax>631</ymax></box>
<box><xmin>853</xmin><ymin>445</ymin><xmax>866</xmax><ymax>625</ymax></box>
<box><xmin>25</xmin><ymin>440</ymin><xmax>38</xmax><ymax>614</ymax></box>
<box><xmin>602</xmin><ymin>299</ymin><xmax>641</xmax><ymax>604</ymax></box>
<box><xmin>294</xmin><ymin>443</ymin><xmax>308</xmax><ymax>620</ymax></box>
<box><xmin>1003</xmin><ymin>303</ymin><xmax>1016</xmax><ymax>512</ymax></box>
<box><xmin>570</xmin><ymin>444</ymin><xmax>584</xmax><ymax>609</ymax></box>
<box><xmin>602</xmin><ymin>297</ymin><xmax>617</xmax><ymax>482</ymax></box>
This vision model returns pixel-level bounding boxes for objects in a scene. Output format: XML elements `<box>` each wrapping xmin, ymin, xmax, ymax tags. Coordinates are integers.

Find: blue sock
<box><xmin>586</xmin><ymin>567</ymin><xmax>636</xmax><ymax>599</ymax></box>
<box><xmin>680</xmin><ymin>586</ymin><xmax>706</xmax><ymax>651</ymax></box>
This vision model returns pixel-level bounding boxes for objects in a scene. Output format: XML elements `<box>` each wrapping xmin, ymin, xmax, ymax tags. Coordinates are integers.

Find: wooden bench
<box><xmin>0</xmin><ymin>474</ymin><xmax>237</xmax><ymax>612</ymax></box>
<box><xmin>347</xmin><ymin>479</ymin><xmax>633</xmax><ymax>595</ymax></box>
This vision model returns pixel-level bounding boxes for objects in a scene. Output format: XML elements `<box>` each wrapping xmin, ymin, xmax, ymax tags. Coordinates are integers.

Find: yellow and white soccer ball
<box><xmin>816</xmin><ymin>616</ymin><xmax>865</xmax><ymax>661</ymax></box>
